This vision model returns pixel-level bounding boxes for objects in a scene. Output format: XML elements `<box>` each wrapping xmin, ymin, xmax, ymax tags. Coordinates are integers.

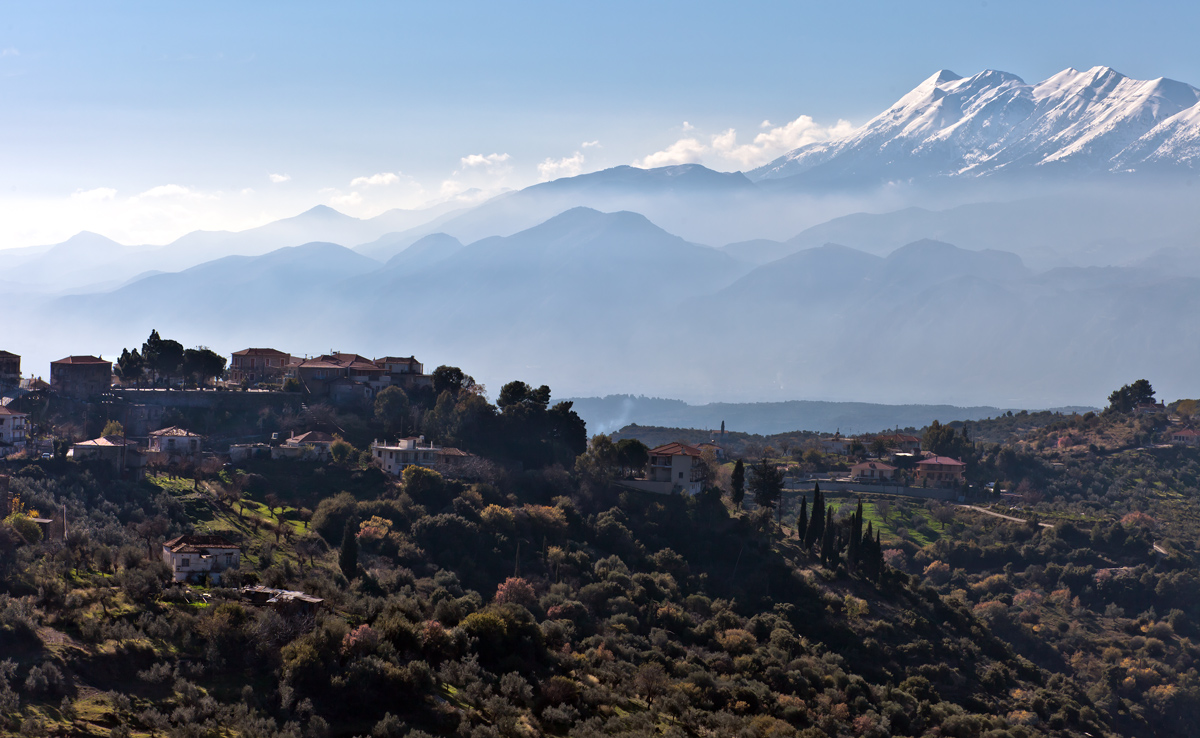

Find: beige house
<box><xmin>1168</xmin><ymin>428</ymin><xmax>1200</xmax><ymax>447</ymax></box>
<box><xmin>374</xmin><ymin>356</ymin><xmax>433</xmax><ymax>390</ymax></box>
<box><xmin>0</xmin><ymin>405</ymin><xmax>28</xmax><ymax>458</ymax></box>
<box><xmin>162</xmin><ymin>534</ymin><xmax>241</xmax><ymax>583</ymax></box>
<box><xmin>148</xmin><ymin>426</ymin><xmax>203</xmax><ymax>461</ymax></box>
<box><xmin>68</xmin><ymin>435</ymin><xmax>147</xmax><ymax>477</ymax></box>
<box><xmin>647</xmin><ymin>442</ymin><xmax>705</xmax><ymax>495</ymax></box>
<box><xmin>271</xmin><ymin>431</ymin><xmax>336</xmax><ymax>460</ymax></box>
<box><xmin>915</xmin><ymin>455</ymin><xmax>966</xmax><ymax>487</ymax></box>
<box><xmin>851</xmin><ymin>460</ymin><xmax>896</xmax><ymax>481</ymax></box>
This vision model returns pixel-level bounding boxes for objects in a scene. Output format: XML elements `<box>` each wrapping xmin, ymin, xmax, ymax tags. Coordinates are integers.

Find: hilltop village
<box><xmin>3</xmin><ymin>334</ymin><xmax>1200</xmax><ymax>736</ymax></box>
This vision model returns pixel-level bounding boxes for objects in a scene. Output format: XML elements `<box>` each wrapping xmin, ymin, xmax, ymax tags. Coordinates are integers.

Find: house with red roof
<box><xmin>295</xmin><ymin>353</ymin><xmax>384</xmax><ymax>400</ymax></box>
<box><xmin>915</xmin><ymin>455</ymin><xmax>966</xmax><ymax>488</ymax></box>
<box><xmin>1168</xmin><ymin>428</ymin><xmax>1200</xmax><ymax>447</ymax></box>
<box><xmin>851</xmin><ymin>460</ymin><xmax>896</xmax><ymax>482</ymax></box>
<box><xmin>50</xmin><ymin>355</ymin><xmax>112</xmax><ymax>399</ymax></box>
<box><xmin>646</xmin><ymin>442</ymin><xmax>706</xmax><ymax>495</ymax></box>
<box><xmin>228</xmin><ymin>348</ymin><xmax>292</xmax><ymax>384</ymax></box>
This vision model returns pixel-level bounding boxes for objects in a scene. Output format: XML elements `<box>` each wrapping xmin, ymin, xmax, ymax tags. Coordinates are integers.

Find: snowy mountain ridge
<box><xmin>750</xmin><ymin>66</ymin><xmax>1200</xmax><ymax>182</ymax></box>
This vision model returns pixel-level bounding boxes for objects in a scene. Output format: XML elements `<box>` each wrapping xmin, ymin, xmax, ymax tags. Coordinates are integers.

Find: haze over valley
<box><xmin>4</xmin><ymin>66</ymin><xmax>1200</xmax><ymax>412</ymax></box>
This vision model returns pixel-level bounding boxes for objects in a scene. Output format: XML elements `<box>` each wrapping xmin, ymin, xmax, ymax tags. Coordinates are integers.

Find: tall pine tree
<box><xmin>796</xmin><ymin>497</ymin><xmax>808</xmax><ymax>541</ymax></box>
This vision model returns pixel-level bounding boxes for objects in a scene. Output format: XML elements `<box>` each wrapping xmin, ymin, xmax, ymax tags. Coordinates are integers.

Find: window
<box><xmin>225</xmin><ymin>553</ymin><xmax>234</xmax><ymax>566</ymax></box>
<box><xmin>678</xmin><ymin>472</ymin><xmax>684</xmax><ymax>479</ymax></box>
<box><xmin>181</xmin><ymin>558</ymin><xmax>190</xmax><ymax>568</ymax></box>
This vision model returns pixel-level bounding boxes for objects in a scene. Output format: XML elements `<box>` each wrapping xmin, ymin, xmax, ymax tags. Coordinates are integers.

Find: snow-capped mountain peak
<box><xmin>750</xmin><ymin>66</ymin><xmax>1200</xmax><ymax>184</ymax></box>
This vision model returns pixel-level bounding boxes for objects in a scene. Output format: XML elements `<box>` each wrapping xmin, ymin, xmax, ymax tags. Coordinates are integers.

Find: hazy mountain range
<box><xmin>7</xmin><ymin>65</ymin><xmax>1200</xmax><ymax>412</ymax></box>
<box><xmin>564</xmin><ymin>395</ymin><xmax>1097</xmax><ymax>436</ymax></box>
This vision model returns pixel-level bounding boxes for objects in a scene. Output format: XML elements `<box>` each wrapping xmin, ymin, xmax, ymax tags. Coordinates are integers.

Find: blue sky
<box><xmin>2</xmin><ymin>0</ymin><xmax>1198</xmax><ymax>247</ymax></box>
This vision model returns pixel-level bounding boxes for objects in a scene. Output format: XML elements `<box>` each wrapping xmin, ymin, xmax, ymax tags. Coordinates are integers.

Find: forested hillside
<box><xmin>1</xmin><ymin>378</ymin><xmax>1199</xmax><ymax>737</ymax></box>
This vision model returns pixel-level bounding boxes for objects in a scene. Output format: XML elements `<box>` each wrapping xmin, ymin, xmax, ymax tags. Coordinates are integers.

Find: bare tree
<box><xmin>875</xmin><ymin>498</ymin><xmax>893</xmax><ymax>523</ymax></box>
<box><xmin>134</xmin><ymin>516</ymin><xmax>170</xmax><ymax>561</ymax></box>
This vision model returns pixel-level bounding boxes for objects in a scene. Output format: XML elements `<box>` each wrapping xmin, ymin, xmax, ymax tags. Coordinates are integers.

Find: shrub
<box><xmin>494</xmin><ymin>577</ymin><xmax>537</xmax><ymax>609</ymax></box>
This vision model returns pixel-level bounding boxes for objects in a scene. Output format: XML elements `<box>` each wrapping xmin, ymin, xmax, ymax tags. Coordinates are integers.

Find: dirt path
<box><xmin>954</xmin><ymin>504</ymin><xmax>1052</xmax><ymax>527</ymax></box>
<box><xmin>956</xmin><ymin>504</ymin><xmax>1170</xmax><ymax>556</ymax></box>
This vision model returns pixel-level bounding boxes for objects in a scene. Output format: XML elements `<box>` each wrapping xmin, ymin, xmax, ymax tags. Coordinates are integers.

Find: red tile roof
<box><xmin>649</xmin><ymin>442</ymin><xmax>702</xmax><ymax>457</ymax></box>
<box><xmin>0</xmin><ymin>406</ymin><xmax>27</xmax><ymax>417</ymax></box>
<box><xmin>852</xmin><ymin>461</ymin><xmax>896</xmax><ymax>471</ymax></box>
<box><xmin>52</xmin><ymin>355</ymin><xmax>110</xmax><ymax>365</ymax></box>
<box><xmin>916</xmin><ymin>456</ymin><xmax>966</xmax><ymax>467</ymax></box>
<box><xmin>1172</xmin><ymin>429</ymin><xmax>1200</xmax><ymax>437</ymax></box>
<box><xmin>232</xmin><ymin>348</ymin><xmax>290</xmax><ymax>357</ymax></box>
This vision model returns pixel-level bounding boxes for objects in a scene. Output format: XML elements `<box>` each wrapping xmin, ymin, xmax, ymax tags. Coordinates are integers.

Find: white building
<box><xmin>162</xmin><ymin>534</ymin><xmax>241</xmax><ymax>583</ymax></box>
<box><xmin>148</xmin><ymin>426</ymin><xmax>203</xmax><ymax>460</ymax></box>
<box><xmin>367</xmin><ymin>436</ymin><xmax>448</xmax><ymax>477</ymax></box>
<box><xmin>371</xmin><ymin>437</ymin><xmax>441</xmax><ymax>475</ymax></box>
<box><xmin>0</xmin><ymin>405</ymin><xmax>28</xmax><ymax>458</ymax></box>
<box><xmin>647</xmin><ymin>442</ymin><xmax>705</xmax><ymax>495</ymax></box>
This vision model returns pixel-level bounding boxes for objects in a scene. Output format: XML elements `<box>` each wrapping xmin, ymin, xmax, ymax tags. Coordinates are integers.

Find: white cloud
<box><xmin>240</xmin><ymin>188</ymin><xmax>255</xmax><ymax>195</ymax></box>
<box><xmin>440</xmin><ymin>179</ymin><xmax>467</xmax><ymax>198</ymax></box>
<box><xmin>70</xmin><ymin>187</ymin><xmax>116</xmax><ymax>202</ymax></box>
<box><xmin>459</xmin><ymin>153</ymin><xmax>511</xmax><ymax>171</ymax></box>
<box><xmin>538</xmin><ymin>152</ymin><xmax>585</xmax><ymax>181</ymax></box>
<box><xmin>634</xmin><ymin>137</ymin><xmax>707</xmax><ymax>168</ymax></box>
<box><xmin>349</xmin><ymin>172</ymin><xmax>400</xmax><ymax>187</ymax></box>
<box><xmin>581</xmin><ymin>140</ymin><xmax>601</xmax><ymax>148</ymax></box>
<box><xmin>1</xmin><ymin>48</ymin><xmax>18</xmax><ymax>57</ymax></box>
<box><xmin>682</xmin><ymin>121</ymin><xmax>695</xmax><ymax>132</ymax></box>
<box><xmin>714</xmin><ymin>115</ymin><xmax>855</xmax><ymax>167</ymax></box>
<box><xmin>135</xmin><ymin>184</ymin><xmax>195</xmax><ymax>199</ymax></box>
<box><xmin>268</xmin><ymin>173</ymin><xmax>290</xmax><ymax>183</ymax></box>
<box><xmin>634</xmin><ymin>114</ymin><xmax>855</xmax><ymax>170</ymax></box>
<box><xmin>330</xmin><ymin>191</ymin><xmax>363</xmax><ymax>208</ymax></box>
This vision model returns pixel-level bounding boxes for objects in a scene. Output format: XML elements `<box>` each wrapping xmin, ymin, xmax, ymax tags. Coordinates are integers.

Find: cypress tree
<box><xmin>847</xmin><ymin>511</ymin><xmax>859</xmax><ymax>571</ymax></box>
<box><xmin>850</xmin><ymin>498</ymin><xmax>865</xmax><ymax>570</ymax></box>
<box><xmin>797</xmin><ymin>497</ymin><xmax>808</xmax><ymax>542</ymax></box>
<box><xmin>339</xmin><ymin>518</ymin><xmax>359</xmax><ymax>580</ymax></box>
<box><xmin>805</xmin><ymin>484</ymin><xmax>825</xmax><ymax>549</ymax></box>
<box><xmin>731</xmin><ymin>459</ymin><xmax>745</xmax><ymax>510</ymax></box>
<box><xmin>820</xmin><ymin>507</ymin><xmax>835</xmax><ymax>568</ymax></box>
<box><xmin>875</xmin><ymin>531</ymin><xmax>884</xmax><ymax>582</ymax></box>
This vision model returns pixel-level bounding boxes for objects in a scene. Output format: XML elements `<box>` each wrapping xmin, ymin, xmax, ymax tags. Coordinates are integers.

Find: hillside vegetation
<box><xmin>1</xmin><ymin>379</ymin><xmax>1199</xmax><ymax>737</ymax></box>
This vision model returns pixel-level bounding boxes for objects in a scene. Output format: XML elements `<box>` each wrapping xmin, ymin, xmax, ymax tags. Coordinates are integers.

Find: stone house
<box><xmin>228</xmin><ymin>348</ymin><xmax>292</xmax><ymax>384</ymax></box>
<box><xmin>0</xmin><ymin>351</ymin><xmax>19</xmax><ymax>389</ymax></box>
<box><xmin>51</xmin><ymin>355</ymin><xmax>113</xmax><ymax>399</ymax></box>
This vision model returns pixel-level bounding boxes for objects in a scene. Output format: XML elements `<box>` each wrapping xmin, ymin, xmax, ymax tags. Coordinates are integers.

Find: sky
<box><xmin>2</xmin><ymin>0</ymin><xmax>1200</xmax><ymax>248</ymax></box>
